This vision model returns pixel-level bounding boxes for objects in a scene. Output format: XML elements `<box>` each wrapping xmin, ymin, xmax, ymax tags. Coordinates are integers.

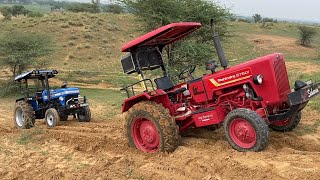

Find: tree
<box><xmin>11</xmin><ymin>5</ymin><xmax>28</xmax><ymax>17</ymax></box>
<box><xmin>91</xmin><ymin>0</ymin><xmax>100</xmax><ymax>13</ymax></box>
<box><xmin>298</xmin><ymin>26</ymin><xmax>316</xmax><ymax>46</ymax></box>
<box><xmin>0</xmin><ymin>32</ymin><xmax>54</xmax><ymax>79</ymax></box>
<box><xmin>252</xmin><ymin>14</ymin><xmax>262</xmax><ymax>23</ymax></box>
<box><xmin>121</xmin><ymin>0</ymin><xmax>230</xmax><ymax>77</ymax></box>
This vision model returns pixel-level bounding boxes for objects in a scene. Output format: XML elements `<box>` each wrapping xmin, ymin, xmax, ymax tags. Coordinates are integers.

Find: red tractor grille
<box><xmin>273</xmin><ymin>59</ymin><xmax>290</xmax><ymax>97</ymax></box>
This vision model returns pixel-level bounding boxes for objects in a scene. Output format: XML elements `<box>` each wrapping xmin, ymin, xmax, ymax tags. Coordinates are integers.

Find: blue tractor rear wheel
<box><xmin>14</xmin><ymin>101</ymin><xmax>35</xmax><ymax>129</ymax></box>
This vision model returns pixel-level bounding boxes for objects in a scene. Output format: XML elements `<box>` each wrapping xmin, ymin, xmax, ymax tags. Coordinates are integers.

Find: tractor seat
<box><xmin>154</xmin><ymin>76</ymin><xmax>186</xmax><ymax>96</ymax></box>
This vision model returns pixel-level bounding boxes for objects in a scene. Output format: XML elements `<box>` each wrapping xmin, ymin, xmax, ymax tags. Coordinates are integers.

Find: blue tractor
<box><xmin>14</xmin><ymin>70</ymin><xmax>91</xmax><ymax>129</ymax></box>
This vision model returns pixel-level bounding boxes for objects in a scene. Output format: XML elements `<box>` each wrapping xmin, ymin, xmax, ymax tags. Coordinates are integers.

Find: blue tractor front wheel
<box><xmin>77</xmin><ymin>106</ymin><xmax>91</xmax><ymax>122</ymax></box>
<box><xmin>45</xmin><ymin>108</ymin><xmax>60</xmax><ymax>128</ymax></box>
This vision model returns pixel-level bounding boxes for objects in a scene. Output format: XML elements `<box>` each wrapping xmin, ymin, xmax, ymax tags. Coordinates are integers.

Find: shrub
<box><xmin>11</xmin><ymin>5</ymin><xmax>28</xmax><ymax>16</ymax></box>
<box><xmin>101</xmin><ymin>4</ymin><xmax>125</xmax><ymax>14</ymax></box>
<box><xmin>238</xmin><ymin>18</ymin><xmax>251</xmax><ymax>23</ymax></box>
<box><xmin>0</xmin><ymin>80</ymin><xmax>19</xmax><ymax>97</ymax></box>
<box><xmin>61</xmin><ymin>24</ymin><xmax>69</xmax><ymax>28</ymax></box>
<box><xmin>65</xmin><ymin>3</ymin><xmax>100</xmax><ymax>13</ymax></box>
<box><xmin>252</xmin><ymin>14</ymin><xmax>262</xmax><ymax>23</ymax></box>
<box><xmin>262</xmin><ymin>17</ymin><xmax>274</xmax><ymax>23</ymax></box>
<box><xmin>0</xmin><ymin>6</ymin><xmax>12</xmax><ymax>20</ymax></box>
<box><xmin>298</xmin><ymin>26</ymin><xmax>317</xmax><ymax>46</ymax></box>
<box><xmin>68</xmin><ymin>41</ymin><xmax>76</xmax><ymax>46</ymax></box>
<box><xmin>68</xmin><ymin>21</ymin><xmax>83</xmax><ymax>27</ymax></box>
<box><xmin>27</xmin><ymin>11</ymin><xmax>44</xmax><ymax>18</ymax></box>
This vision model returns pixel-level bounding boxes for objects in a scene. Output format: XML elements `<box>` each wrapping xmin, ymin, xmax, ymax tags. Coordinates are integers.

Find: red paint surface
<box><xmin>229</xmin><ymin>118</ymin><xmax>257</xmax><ymax>148</ymax></box>
<box><xmin>121</xmin><ymin>22</ymin><xmax>202</xmax><ymax>52</ymax></box>
<box><xmin>132</xmin><ymin>117</ymin><xmax>160</xmax><ymax>153</ymax></box>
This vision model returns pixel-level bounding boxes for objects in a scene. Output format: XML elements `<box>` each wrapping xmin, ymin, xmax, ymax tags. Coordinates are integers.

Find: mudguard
<box><xmin>121</xmin><ymin>89</ymin><xmax>171</xmax><ymax>113</ymax></box>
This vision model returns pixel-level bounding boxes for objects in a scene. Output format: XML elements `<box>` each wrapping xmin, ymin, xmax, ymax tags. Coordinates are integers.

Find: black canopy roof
<box><xmin>14</xmin><ymin>70</ymin><xmax>58</xmax><ymax>81</ymax></box>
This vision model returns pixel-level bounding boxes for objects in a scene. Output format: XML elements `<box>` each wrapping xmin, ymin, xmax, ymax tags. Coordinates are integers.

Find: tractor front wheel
<box><xmin>125</xmin><ymin>101</ymin><xmax>180</xmax><ymax>153</ymax></box>
<box><xmin>14</xmin><ymin>101</ymin><xmax>35</xmax><ymax>129</ymax></box>
<box><xmin>45</xmin><ymin>108</ymin><xmax>60</xmax><ymax>128</ymax></box>
<box><xmin>77</xmin><ymin>106</ymin><xmax>91</xmax><ymax>122</ymax></box>
<box><xmin>269</xmin><ymin>111</ymin><xmax>301</xmax><ymax>132</ymax></box>
<box><xmin>224</xmin><ymin>108</ymin><xmax>269</xmax><ymax>152</ymax></box>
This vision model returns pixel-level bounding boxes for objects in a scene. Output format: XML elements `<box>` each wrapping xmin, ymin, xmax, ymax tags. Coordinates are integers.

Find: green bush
<box><xmin>0</xmin><ymin>6</ymin><xmax>12</xmax><ymax>20</ymax></box>
<box><xmin>11</xmin><ymin>5</ymin><xmax>29</xmax><ymax>16</ymax></box>
<box><xmin>0</xmin><ymin>80</ymin><xmax>19</xmax><ymax>97</ymax></box>
<box><xmin>27</xmin><ymin>11</ymin><xmax>44</xmax><ymax>17</ymax></box>
<box><xmin>101</xmin><ymin>4</ymin><xmax>125</xmax><ymax>14</ymax></box>
<box><xmin>298</xmin><ymin>26</ymin><xmax>317</xmax><ymax>46</ymax></box>
<box><xmin>65</xmin><ymin>3</ymin><xmax>100</xmax><ymax>13</ymax></box>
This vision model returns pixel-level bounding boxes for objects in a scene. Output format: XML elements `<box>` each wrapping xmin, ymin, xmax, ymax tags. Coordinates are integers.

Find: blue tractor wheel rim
<box><xmin>15</xmin><ymin>108</ymin><xmax>24</xmax><ymax>127</ymax></box>
<box><xmin>46</xmin><ymin>113</ymin><xmax>54</xmax><ymax>126</ymax></box>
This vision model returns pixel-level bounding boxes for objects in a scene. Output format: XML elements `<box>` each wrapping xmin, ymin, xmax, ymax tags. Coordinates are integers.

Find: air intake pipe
<box><xmin>210</xmin><ymin>19</ymin><xmax>228</xmax><ymax>69</ymax></box>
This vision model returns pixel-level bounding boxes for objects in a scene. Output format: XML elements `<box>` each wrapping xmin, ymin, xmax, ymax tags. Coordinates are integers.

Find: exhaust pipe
<box><xmin>210</xmin><ymin>19</ymin><xmax>228</xmax><ymax>69</ymax></box>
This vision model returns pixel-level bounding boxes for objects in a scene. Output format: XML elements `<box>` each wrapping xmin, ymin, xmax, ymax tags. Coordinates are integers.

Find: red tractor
<box><xmin>120</xmin><ymin>20</ymin><xmax>320</xmax><ymax>153</ymax></box>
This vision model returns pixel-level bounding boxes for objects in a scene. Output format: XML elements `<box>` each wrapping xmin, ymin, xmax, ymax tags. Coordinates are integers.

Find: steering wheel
<box><xmin>178</xmin><ymin>65</ymin><xmax>196</xmax><ymax>80</ymax></box>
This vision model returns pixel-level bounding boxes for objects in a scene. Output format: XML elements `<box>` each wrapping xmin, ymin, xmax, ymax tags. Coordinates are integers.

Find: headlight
<box><xmin>253</xmin><ymin>74</ymin><xmax>263</xmax><ymax>85</ymax></box>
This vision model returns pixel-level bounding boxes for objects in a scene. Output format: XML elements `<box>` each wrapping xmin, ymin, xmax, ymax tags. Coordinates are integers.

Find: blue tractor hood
<box><xmin>43</xmin><ymin>87</ymin><xmax>80</xmax><ymax>101</ymax></box>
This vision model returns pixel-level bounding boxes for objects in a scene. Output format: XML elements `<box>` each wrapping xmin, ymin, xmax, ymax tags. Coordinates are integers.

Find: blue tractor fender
<box><xmin>16</xmin><ymin>98</ymin><xmax>39</xmax><ymax>111</ymax></box>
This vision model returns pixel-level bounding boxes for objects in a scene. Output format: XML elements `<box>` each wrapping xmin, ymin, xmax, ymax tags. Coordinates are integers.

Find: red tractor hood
<box><xmin>121</xmin><ymin>22</ymin><xmax>202</xmax><ymax>52</ymax></box>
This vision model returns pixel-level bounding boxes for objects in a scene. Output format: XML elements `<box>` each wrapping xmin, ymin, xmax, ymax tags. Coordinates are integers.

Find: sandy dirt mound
<box><xmin>1</xmin><ymin>112</ymin><xmax>320</xmax><ymax>179</ymax></box>
<box><xmin>1</xmin><ymin>87</ymin><xmax>320</xmax><ymax>179</ymax></box>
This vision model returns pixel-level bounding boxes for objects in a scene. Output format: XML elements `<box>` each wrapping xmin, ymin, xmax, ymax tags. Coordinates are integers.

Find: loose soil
<box><xmin>0</xmin><ymin>100</ymin><xmax>320</xmax><ymax>180</ymax></box>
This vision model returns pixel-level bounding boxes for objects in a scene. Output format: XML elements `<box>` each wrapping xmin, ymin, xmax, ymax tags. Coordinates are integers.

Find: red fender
<box><xmin>121</xmin><ymin>89</ymin><xmax>172</xmax><ymax>113</ymax></box>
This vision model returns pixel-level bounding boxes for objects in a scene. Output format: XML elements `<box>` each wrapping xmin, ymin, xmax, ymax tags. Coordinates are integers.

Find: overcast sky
<box><xmin>214</xmin><ymin>0</ymin><xmax>319</xmax><ymax>22</ymax></box>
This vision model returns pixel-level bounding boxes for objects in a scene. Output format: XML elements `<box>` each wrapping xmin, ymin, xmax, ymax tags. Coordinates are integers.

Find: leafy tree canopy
<box><xmin>0</xmin><ymin>32</ymin><xmax>54</xmax><ymax>79</ymax></box>
<box><xmin>121</xmin><ymin>0</ymin><xmax>230</xmax><ymax>77</ymax></box>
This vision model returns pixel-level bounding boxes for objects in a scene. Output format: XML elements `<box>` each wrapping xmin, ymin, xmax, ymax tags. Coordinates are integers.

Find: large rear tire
<box><xmin>224</xmin><ymin>108</ymin><xmax>269</xmax><ymax>152</ymax></box>
<box><xmin>77</xmin><ymin>106</ymin><xmax>91</xmax><ymax>122</ymax></box>
<box><xmin>45</xmin><ymin>108</ymin><xmax>60</xmax><ymax>128</ymax></box>
<box><xmin>269</xmin><ymin>111</ymin><xmax>301</xmax><ymax>132</ymax></box>
<box><xmin>13</xmin><ymin>101</ymin><xmax>35</xmax><ymax>129</ymax></box>
<box><xmin>125</xmin><ymin>101</ymin><xmax>180</xmax><ymax>153</ymax></box>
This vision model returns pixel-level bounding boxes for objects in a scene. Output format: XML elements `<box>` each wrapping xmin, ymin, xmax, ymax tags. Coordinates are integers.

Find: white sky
<box><xmin>214</xmin><ymin>0</ymin><xmax>320</xmax><ymax>22</ymax></box>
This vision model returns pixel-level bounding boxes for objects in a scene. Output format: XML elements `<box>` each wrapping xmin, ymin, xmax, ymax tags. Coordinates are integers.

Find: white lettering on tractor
<box><xmin>217</xmin><ymin>71</ymin><xmax>250</xmax><ymax>83</ymax></box>
<box><xmin>307</xmin><ymin>88</ymin><xmax>319</xmax><ymax>98</ymax></box>
<box><xmin>198</xmin><ymin>114</ymin><xmax>213</xmax><ymax>122</ymax></box>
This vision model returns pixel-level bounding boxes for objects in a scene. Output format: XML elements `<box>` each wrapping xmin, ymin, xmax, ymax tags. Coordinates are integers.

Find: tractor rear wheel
<box><xmin>224</xmin><ymin>108</ymin><xmax>269</xmax><ymax>152</ymax></box>
<box><xmin>125</xmin><ymin>101</ymin><xmax>180</xmax><ymax>153</ymax></box>
<box><xmin>77</xmin><ymin>106</ymin><xmax>91</xmax><ymax>122</ymax></box>
<box><xmin>269</xmin><ymin>111</ymin><xmax>301</xmax><ymax>132</ymax></box>
<box><xmin>45</xmin><ymin>108</ymin><xmax>60</xmax><ymax>128</ymax></box>
<box><xmin>14</xmin><ymin>101</ymin><xmax>35</xmax><ymax>129</ymax></box>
